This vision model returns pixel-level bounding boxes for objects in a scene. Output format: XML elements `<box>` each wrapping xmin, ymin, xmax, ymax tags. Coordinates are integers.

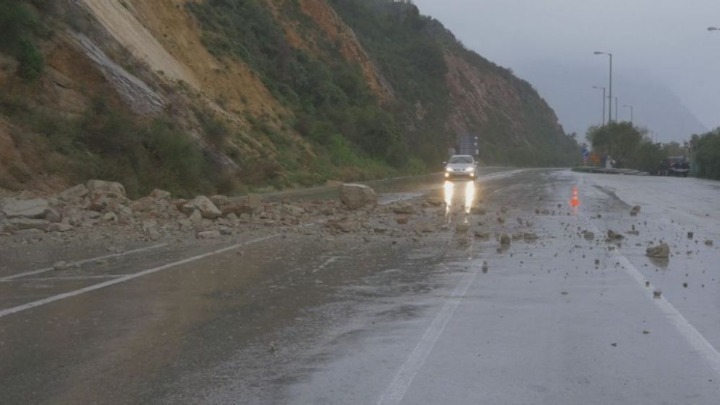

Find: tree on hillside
<box><xmin>586</xmin><ymin>122</ymin><xmax>644</xmax><ymax>167</ymax></box>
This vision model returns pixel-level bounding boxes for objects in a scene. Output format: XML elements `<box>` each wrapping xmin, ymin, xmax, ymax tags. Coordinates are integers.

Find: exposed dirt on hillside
<box><xmin>268</xmin><ymin>0</ymin><xmax>393</xmax><ymax>102</ymax></box>
<box><xmin>78</xmin><ymin>0</ymin><xmax>198</xmax><ymax>87</ymax></box>
<box><xmin>445</xmin><ymin>51</ymin><xmax>521</xmax><ymax>138</ymax></box>
<box><xmin>123</xmin><ymin>0</ymin><xmax>286</xmax><ymax>121</ymax></box>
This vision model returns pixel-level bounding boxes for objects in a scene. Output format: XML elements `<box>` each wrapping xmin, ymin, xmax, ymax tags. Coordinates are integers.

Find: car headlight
<box><xmin>446</xmin><ymin>167</ymin><xmax>453</xmax><ymax>172</ymax></box>
<box><xmin>465</xmin><ymin>167</ymin><xmax>475</xmax><ymax>172</ymax></box>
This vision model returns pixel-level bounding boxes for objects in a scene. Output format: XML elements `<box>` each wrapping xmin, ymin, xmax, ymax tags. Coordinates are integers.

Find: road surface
<box><xmin>1</xmin><ymin>169</ymin><xmax>719</xmax><ymax>404</ymax></box>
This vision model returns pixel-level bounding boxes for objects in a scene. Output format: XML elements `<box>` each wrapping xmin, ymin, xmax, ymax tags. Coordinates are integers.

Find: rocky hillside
<box><xmin>0</xmin><ymin>0</ymin><xmax>578</xmax><ymax>197</ymax></box>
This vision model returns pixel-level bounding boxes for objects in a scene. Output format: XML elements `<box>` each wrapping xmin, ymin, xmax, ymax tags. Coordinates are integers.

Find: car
<box><xmin>444</xmin><ymin>155</ymin><xmax>477</xmax><ymax>180</ymax></box>
<box><xmin>658</xmin><ymin>156</ymin><xmax>689</xmax><ymax>177</ymax></box>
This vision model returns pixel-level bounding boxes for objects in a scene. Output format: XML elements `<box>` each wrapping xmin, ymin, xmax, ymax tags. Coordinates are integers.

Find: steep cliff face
<box><xmin>0</xmin><ymin>0</ymin><xmax>577</xmax><ymax>195</ymax></box>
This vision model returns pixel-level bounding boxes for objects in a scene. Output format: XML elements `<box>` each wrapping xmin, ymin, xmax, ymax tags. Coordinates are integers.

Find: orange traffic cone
<box><xmin>570</xmin><ymin>186</ymin><xmax>580</xmax><ymax>207</ymax></box>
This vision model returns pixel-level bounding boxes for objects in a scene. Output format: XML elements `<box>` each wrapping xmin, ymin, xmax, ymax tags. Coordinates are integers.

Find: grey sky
<box><xmin>413</xmin><ymin>0</ymin><xmax>720</xmax><ymax>133</ymax></box>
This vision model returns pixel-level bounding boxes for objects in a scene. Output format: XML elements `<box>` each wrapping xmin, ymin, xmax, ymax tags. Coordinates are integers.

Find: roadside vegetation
<box><xmin>0</xmin><ymin>93</ymin><xmax>232</xmax><ymax>198</ymax></box>
<box><xmin>689</xmin><ymin>129</ymin><xmax>720</xmax><ymax>180</ymax></box>
<box><xmin>586</xmin><ymin>122</ymin><xmax>703</xmax><ymax>175</ymax></box>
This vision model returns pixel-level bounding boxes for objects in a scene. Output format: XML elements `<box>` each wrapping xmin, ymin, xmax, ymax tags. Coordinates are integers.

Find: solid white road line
<box><xmin>12</xmin><ymin>275</ymin><xmax>132</xmax><ymax>282</ymax></box>
<box><xmin>614</xmin><ymin>254</ymin><xmax>720</xmax><ymax>376</ymax></box>
<box><xmin>0</xmin><ymin>235</ymin><xmax>280</xmax><ymax>319</ymax></box>
<box><xmin>0</xmin><ymin>243</ymin><xmax>168</xmax><ymax>282</ymax></box>
<box><xmin>377</xmin><ymin>264</ymin><xmax>480</xmax><ymax>405</ymax></box>
<box><xmin>573</xmin><ymin>179</ymin><xmax>720</xmax><ymax>378</ymax></box>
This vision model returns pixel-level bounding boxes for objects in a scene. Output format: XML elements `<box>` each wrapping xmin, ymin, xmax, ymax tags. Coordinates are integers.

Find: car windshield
<box><xmin>448</xmin><ymin>156</ymin><xmax>473</xmax><ymax>164</ymax></box>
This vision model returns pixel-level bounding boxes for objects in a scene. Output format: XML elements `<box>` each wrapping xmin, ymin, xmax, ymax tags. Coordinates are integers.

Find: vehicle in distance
<box><xmin>658</xmin><ymin>156</ymin><xmax>690</xmax><ymax>177</ymax></box>
<box><xmin>444</xmin><ymin>155</ymin><xmax>477</xmax><ymax>180</ymax></box>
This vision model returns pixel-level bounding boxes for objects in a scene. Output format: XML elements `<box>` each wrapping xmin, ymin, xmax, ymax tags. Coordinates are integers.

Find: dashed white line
<box><xmin>0</xmin><ymin>243</ymin><xmax>168</xmax><ymax>282</ymax></box>
<box><xmin>0</xmin><ymin>235</ymin><xmax>280</xmax><ymax>319</ymax></box>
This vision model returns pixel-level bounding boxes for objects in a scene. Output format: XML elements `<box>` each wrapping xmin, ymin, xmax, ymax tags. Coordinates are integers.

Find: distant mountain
<box><xmin>514</xmin><ymin>61</ymin><xmax>708</xmax><ymax>143</ymax></box>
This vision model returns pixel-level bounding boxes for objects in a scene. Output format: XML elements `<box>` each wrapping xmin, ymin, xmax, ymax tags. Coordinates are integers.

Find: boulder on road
<box><xmin>499</xmin><ymin>234</ymin><xmax>512</xmax><ymax>246</ymax></box>
<box><xmin>210</xmin><ymin>195</ymin><xmax>230</xmax><ymax>208</ymax></box>
<box><xmin>58</xmin><ymin>184</ymin><xmax>89</xmax><ymax>202</ymax></box>
<box><xmin>182</xmin><ymin>196</ymin><xmax>221</xmax><ymax>219</ymax></box>
<box><xmin>141</xmin><ymin>219</ymin><xmax>162</xmax><ymax>241</ymax></box>
<box><xmin>86</xmin><ymin>180</ymin><xmax>126</xmax><ymax>199</ymax></box>
<box><xmin>1</xmin><ymin>198</ymin><xmax>50</xmax><ymax>219</ymax></box>
<box><xmin>8</xmin><ymin>218</ymin><xmax>50</xmax><ymax>231</ymax></box>
<box><xmin>340</xmin><ymin>184</ymin><xmax>377</xmax><ymax>210</ymax></box>
<box><xmin>131</xmin><ymin>197</ymin><xmax>158</xmax><ymax>213</ymax></box>
<box><xmin>391</xmin><ymin>203</ymin><xmax>416</xmax><ymax>215</ymax></box>
<box><xmin>281</xmin><ymin>204</ymin><xmax>305</xmax><ymax>217</ymax></box>
<box><xmin>149</xmin><ymin>189</ymin><xmax>171</xmax><ymax>200</ymax></box>
<box><xmin>43</xmin><ymin>208</ymin><xmax>62</xmax><ymax>223</ymax></box>
<box><xmin>646</xmin><ymin>243</ymin><xmax>670</xmax><ymax>259</ymax></box>
<box><xmin>47</xmin><ymin>222</ymin><xmax>74</xmax><ymax>233</ymax></box>
<box><xmin>196</xmin><ymin>230</ymin><xmax>221</xmax><ymax>239</ymax></box>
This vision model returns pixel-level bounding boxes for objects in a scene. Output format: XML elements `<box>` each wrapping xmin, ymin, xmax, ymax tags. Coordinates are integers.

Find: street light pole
<box><xmin>594</xmin><ymin>51</ymin><xmax>613</xmax><ymax>123</ymax></box>
<box><xmin>623</xmin><ymin>104</ymin><xmax>634</xmax><ymax>124</ymax></box>
<box><xmin>592</xmin><ymin>86</ymin><xmax>606</xmax><ymax>126</ymax></box>
<box><xmin>614</xmin><ymin>97</ymin><xmax>618</xmax><ymax>122</ymax></box>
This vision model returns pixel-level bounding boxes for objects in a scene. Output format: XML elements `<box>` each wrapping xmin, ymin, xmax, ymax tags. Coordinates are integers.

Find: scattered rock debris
<box><xmin>653</xmin><ymin>290</ymin><xmax>662</xmax><ymax>299</ymax></box>
<box><xmin>630</xmin><ymin>205</ymin><xmax>641</xmax><ymax>216</ymax></box>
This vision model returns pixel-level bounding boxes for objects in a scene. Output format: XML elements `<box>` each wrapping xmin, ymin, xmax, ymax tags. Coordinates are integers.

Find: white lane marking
<box><xmin>13</xmin><ymin>275</ymin><xmax>131</xmax><ymax>282</ymax></box>
<box><xmin>0</xmin><ymin>243</ymin><xmax>168</xmax><ymax>282</ymax></box>
<box><xmin>377</xmin><ymin>265</ymin><xmax>480</xmax><ymax>405</ymax></box>
<box><xmin>614</xmin><ymin>253</ymin><xmax>720</xmax><ymax>376</ymax></box>
<box><xmin>312</xmin><ymin>256</ymin><xmax>340</xmax><ymax>273</ymax></box>
<box><xmin>0</xmin><ymin>235</ymin><xmax>279</xmax><ymax>319</ymax></box>
<box><xmin>573</xmin><ymin>184</ymin><xmax>720</xmax><ymax>378</ymax></box>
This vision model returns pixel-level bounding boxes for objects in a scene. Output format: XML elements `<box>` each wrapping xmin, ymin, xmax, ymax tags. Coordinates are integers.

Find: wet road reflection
<box><xmin>443</xmin><ymin>180</ymin><xmax>478</xmax><ymax>223</ymax></box>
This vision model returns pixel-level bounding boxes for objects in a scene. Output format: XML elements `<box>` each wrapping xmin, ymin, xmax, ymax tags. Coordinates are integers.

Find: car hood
<box><xmin>446</xmin><ymin>163</ymin><xmax>474</xmax><ymax>170</ymax></box>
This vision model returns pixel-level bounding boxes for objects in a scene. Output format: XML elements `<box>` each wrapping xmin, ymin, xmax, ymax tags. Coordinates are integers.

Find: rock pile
<box><xmin>0</xmin><ymin>179</ymin><xmax>319</xmax><ymax>243</ymax></box>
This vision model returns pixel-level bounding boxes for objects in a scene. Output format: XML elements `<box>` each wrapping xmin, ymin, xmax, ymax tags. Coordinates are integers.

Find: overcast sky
<box><xmin>412</xmin><ymin>0</ymin><xmax>720</xmax><ymax>132</ymax></box>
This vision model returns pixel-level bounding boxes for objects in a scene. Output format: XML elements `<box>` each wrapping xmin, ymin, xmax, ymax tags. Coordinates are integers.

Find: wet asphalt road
<box><xmin>2</xmin><ymin>169</ymin><xmax>720</xmax><ymax>404</ymax></box>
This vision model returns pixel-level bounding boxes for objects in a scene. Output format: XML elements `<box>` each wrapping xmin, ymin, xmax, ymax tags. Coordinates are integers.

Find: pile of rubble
<box><xmin>0</xmin><ymin>181</ymin><xmax>444</xmax><ymax>244</ymax></box>
<box><xmin>0</xmin><ymin>180</ymin><xmax>354</xmax><ymax>243</ymax></box>
<box><xmin>0</xmin><ymin>181</ymin><xmax>530</xmax><ymax>249</ymax></box>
